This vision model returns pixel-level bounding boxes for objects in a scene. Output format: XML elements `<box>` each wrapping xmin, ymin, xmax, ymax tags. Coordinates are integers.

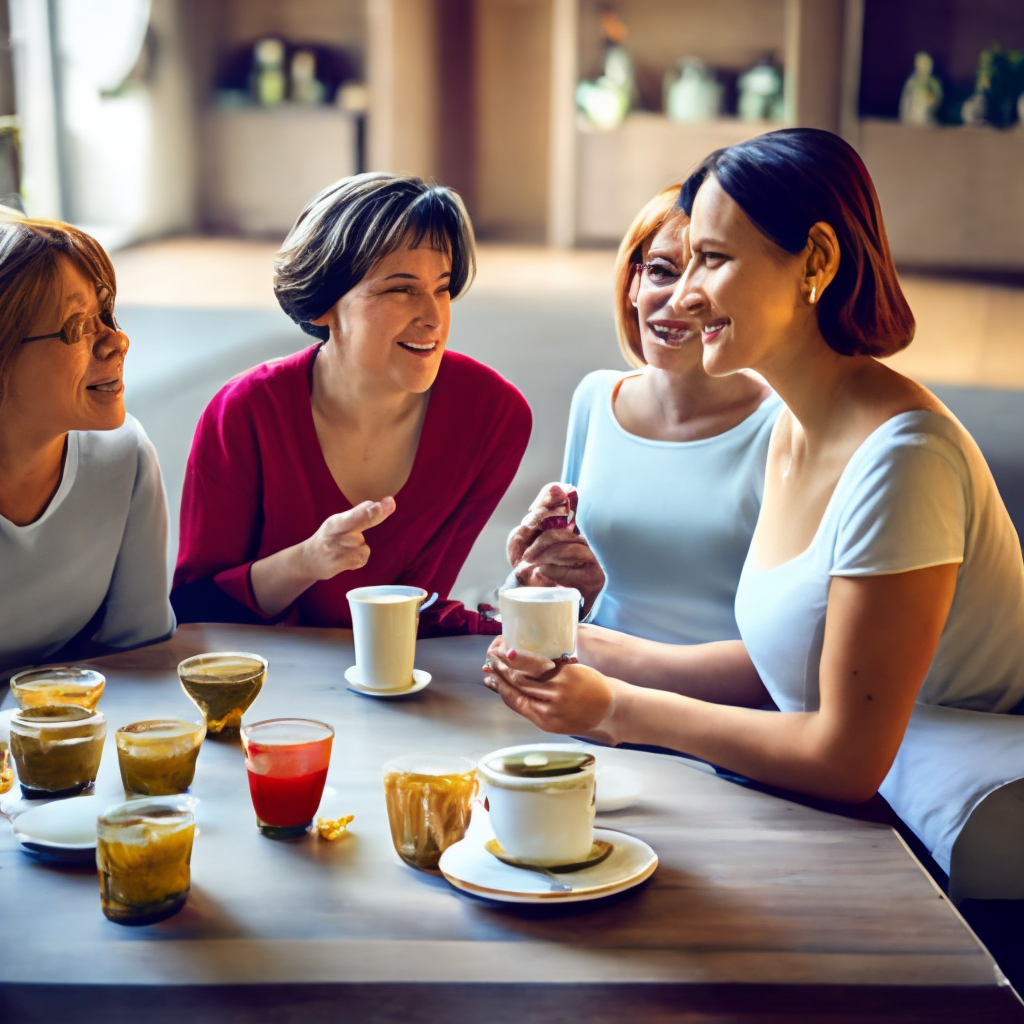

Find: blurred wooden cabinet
<box><xmin>203</xmin><ymin>106</ymin><xmax>358</xmax><ymax>235</ymax></box>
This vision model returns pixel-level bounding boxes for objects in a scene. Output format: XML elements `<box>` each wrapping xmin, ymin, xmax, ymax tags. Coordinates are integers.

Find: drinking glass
<box><xmin>10</xmin><ymin>666</ymin><xmax>105</xmax><ymax>712</ymax></box>
<box><xmin>116</xmin><ymin>719</ymin><xmax>206</xmax><ymax>796</ymax></box>
<box><xmin>9</xmin><ymin>705</ymin><xmax>106</xmax><ymax>799</ymax></box>
<box><xmin>240</xmin><ymin>718</ymin><xmax>334</xmax><ymax>838</ymax></box>
<box><xmin>97</xmin><ymin>795</ymin><xmax>196</xmax><ymax>925</ymax></box>
<box><xmin>382</xmin><ymin>753</ymin><xmax>477</xmax><ymax>870</ymax></box>
<box><xmin>177</xmin><ymin>652</ymin><xmax>266</xmax><ymax>738</ymax></box>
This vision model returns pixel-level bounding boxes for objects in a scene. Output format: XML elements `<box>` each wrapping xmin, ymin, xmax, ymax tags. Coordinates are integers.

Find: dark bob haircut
<box><xmin>679</xmin><ymin>128</ymin><xmax>915</xmax><ymax>358</ymax></box>
<box><xmin>274</xmin><ymin>172</ymin><xmax>476</xmax><ymax>341</ymax></box>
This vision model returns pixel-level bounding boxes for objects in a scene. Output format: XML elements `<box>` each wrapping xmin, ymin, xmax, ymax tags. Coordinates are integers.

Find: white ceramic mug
<box><xmin>498</xmin><ymin>587</ymin><xmax>581</xmax><ymax>659</ymax></box>
<box><xmin>477</xmin><ymin>744</ymin><xmax>596</xmax><ymax>866</ymax></box>
<box><xmin>346</xmin><ymin>585</ymin><xmax>437</xmax><ymax>690</ymax></box>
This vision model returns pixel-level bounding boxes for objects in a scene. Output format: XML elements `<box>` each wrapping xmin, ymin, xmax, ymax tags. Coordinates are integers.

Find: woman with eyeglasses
<box><xmin>171</xmin><ymin>173</ymin><xmax>531</xmax><ymax>634</ymax></box>
<box><xmin>486</xmin><ymin>128</ymin><xmax>1024</xmax><ymax>897</ymax></box>
<box><xmin>507</xmin><ymin>185</ymin><xmax>780</xmax><ymax>643</ymax></box>
<box><xmin>0</xmin><ymin>209</ymin><xmax>174</xmax><ymax>676</ymax></box>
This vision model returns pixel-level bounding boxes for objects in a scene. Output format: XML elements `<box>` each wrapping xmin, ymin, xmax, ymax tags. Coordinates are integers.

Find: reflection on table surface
<box><xmin>1</xmin><ymin>623</ymin><xmax>1021</xmax><ymax>1024</ymax></box>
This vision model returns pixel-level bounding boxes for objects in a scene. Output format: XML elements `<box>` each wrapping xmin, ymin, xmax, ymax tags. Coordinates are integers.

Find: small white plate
<box><xmin>439</xmin><ymin>826</ymin><xmax>657</xmax><ymax>903</ymax></box>
<box><xmin>595</xmin><ymin>764</ymin><xmax>644</xmax><ymax>813</ymax></box>
<box><xmin>344</xmin><ymin>666</ymin><xmax>432</xmax><ymax>698</ymax></box>
<box><xmin>12</xmin><ymin>795</ymin><xmax>99</xmax><ymax>864</ymax></box>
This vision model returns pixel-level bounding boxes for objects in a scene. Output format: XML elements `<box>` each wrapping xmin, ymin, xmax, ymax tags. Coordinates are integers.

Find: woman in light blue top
<box><xmin>486</xmin><ymin>129</ymin><xmax>1024</xmax><ymax>901</ymax></box>
<box><xmin>508</xmin><ymin>185</ymin><xmax>779</xmax><ymax>643</ymax></box>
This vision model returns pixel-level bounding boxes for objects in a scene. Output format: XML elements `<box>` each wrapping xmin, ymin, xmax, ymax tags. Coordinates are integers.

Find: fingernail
<box><xmin>508</xmin><ymin>649</ymin><xmax>517</xmax><ymax>660</ymax></box>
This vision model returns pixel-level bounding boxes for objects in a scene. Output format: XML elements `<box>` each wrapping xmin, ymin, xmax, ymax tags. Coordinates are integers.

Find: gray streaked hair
<box><xmin>273</xmin><ymin>172</ymin><xmax>476</xmax><ymax>341</ymax></box>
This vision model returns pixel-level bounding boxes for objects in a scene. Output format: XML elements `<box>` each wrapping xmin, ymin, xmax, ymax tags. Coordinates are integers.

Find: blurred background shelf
<box><xmin>202</xmin><ymin>105</ymin><xmax>359</xmax><ymax>236</ymax></box>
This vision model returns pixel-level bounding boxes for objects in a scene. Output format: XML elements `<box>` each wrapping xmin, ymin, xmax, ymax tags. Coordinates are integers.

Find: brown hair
<box><xmin>0</xmin><ymin>209</ymin><xmax>116</xmax><ymax>405</ymax></box>
<box><xmin>612</xmin><ymin>184</ymin><xmax>689</xmax><ymax>369</ymax></box>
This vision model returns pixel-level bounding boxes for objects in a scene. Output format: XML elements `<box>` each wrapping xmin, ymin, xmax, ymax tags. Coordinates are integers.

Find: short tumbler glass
<box><xmin>382</xmin><ymin>753</ymin><xmax>477</xmax><ymax>870</ymax></box>
<box><xmin>96</xmin><ymin>794</ymin><xmax>196</xmax><ymax>925</ymax></box>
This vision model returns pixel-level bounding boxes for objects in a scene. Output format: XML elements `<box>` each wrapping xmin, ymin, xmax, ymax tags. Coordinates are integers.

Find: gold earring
<box><xmin>809</xmin><ymin>285</ymin><xmax>817</xmax><ymax>304</ymax></box>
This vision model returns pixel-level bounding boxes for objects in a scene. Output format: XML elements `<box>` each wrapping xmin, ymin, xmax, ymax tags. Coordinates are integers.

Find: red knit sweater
<box><xmin>171</xmin><ymin>345</ymin><xmax>531</xmax><ymax>636</ymax></box>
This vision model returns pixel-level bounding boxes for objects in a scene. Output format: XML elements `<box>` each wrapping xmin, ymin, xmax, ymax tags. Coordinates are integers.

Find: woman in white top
<box><xmin>508</xmin><ymin>186</ymin><xmax>779</xmax><ymax>642</ymax></box>
<box><xmin>0</xmin><ymin>210</ymin><xmax>174</xmax><ymax>677</ymax></box>
<box><xmin>485</xmin><ymin>128</ymin><xmax>1024</xmax><ymax>893</ymax></box>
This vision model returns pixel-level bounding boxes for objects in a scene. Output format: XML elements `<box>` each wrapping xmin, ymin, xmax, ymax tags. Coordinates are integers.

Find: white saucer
<box><xmin>11</xmin><ymin>795</ymin><xmax>99</xmax><ymax>864</ymax></box>
<box><xmin>439</xmin><ymin>826</ymin><xmax>657</xmax><ymax>903</ymax></box>
<box><xmin>595</xmin><ymin>764</ymin><xmax>644</xmax><ymax>814</ymax></box>
<box><xmin>344</xmin><ymin>665</ymin><xmax>432</xmax><ymax>698</ymax></box>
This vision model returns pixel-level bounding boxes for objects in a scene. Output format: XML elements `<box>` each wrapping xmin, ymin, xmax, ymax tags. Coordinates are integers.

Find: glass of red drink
<box><xmin>240</xmin><ymin>718</ymin><xmax>334</xmax><ymax>839</ymax></box>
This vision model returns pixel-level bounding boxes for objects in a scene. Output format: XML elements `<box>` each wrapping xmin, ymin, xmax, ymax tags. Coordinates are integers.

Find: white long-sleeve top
<box><xmin>0</xmin><ymin>414</ymin><xmax>175</xmax><ymax>678</ymax></box>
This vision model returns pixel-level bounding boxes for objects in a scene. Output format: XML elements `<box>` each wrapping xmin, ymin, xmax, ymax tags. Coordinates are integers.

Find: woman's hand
<box><xmin>482</xmin><ymin>636</ymin><xmax>624</xmax><ymax>745</ymax></box>
<box><xmin>506</xmin><ymin>483</ymin><xmax>605</xmax><ymax>614</ymax></box>
<box><xmin>301</xmin><ymin>497</ymin><xmax>396</xmax><ymax>581</ymax></box>
<box><xmin>251</xmin><ymin>497</ymin><xmax>396</xmax><ymax>616</ymax></box>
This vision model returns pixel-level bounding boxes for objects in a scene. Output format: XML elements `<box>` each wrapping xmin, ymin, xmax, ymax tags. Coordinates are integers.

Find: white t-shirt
<box><xmin>0</xmin><ymin>415</ymin><xmax>175</xmax><ymax>677</ymax></box>
<box><xmin>562</xmin><ymin>370</ymin><xmax>781</xmax><ymax>644</ymax></box>
<box><xmin>735</xmin><ymin>409</ymin><xmax>1024</xmax><ymax>871</ymax></box>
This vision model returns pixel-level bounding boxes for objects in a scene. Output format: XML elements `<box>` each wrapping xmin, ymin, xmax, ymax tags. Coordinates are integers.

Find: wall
<box><xmin>473</xmin><ymin>0</ymin><xmax>552</xmax><ymax>240</ymax></box>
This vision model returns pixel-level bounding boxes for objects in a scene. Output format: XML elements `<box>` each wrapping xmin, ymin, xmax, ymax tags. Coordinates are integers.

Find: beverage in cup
<box><xmin>346</xmin><ymin>585</ymin><xmax>436</xmax><ymax>690</ymax></box>
<box><xmin>96</xmin><ymin>795</ymin><xmax>196</xmax><ymax>925</ymax></box>
<box><xmin>177</xmin><ymin>652</ymin><xmax>266</xmax><ymax>738</ymax></box>
<box><xmin>240</xmin><ymin>718</ymin><xmax>334</xmax><ymax>839</ymax></box>
<box><xmin>10</xmin><ymin>666</ymin><xmax>105</xmax><ymax>712</ymax></box>
<box><xmin>116</xmin><ymin>719</ymin><xmax>206</xmax><ymax>796</ymax></box>
<box><xmin>9</xmin><ymin>705</ymin><xmax>106</xmax><ymax>799</ymax></box>
<box><xmin>477</xmin><ymin>745</ymin><xmax>596</xmax><ymax>867</ymax></box>
<box><xmin>382</xmin><ymin>753</ymin><xmax>477</xmax><ymax>870</ymax></box>
<box><xmin>497</xmin><ymin>587</ymin><xmax>581</xmax><ymax>659</ymax></box>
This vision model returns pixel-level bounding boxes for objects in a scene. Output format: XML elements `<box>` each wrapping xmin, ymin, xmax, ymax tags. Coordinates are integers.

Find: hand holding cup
<box><xmin>483</xmin><ymin>636</ymin><xmax>620</xmax><ymax>746</ymax></box>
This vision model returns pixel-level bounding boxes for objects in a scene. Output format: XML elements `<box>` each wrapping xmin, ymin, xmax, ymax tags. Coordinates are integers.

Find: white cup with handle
<box><xmin>346</xmin><ymin>585</ymin><xmax>437</xmax><ymax>691</ymax></box>
<box><xmin>498</xmin><ymin>586</ymin><xmax>581</xmax><ymax>659</ymax></box>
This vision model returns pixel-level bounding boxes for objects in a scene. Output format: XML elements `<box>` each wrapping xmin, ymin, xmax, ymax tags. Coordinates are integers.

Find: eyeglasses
<box><xmin>22</xmin><ymin>308</ymin><xmax>120</xmax><ymax>346</ymax></box>
<box><xmin>634</xmin><ymin>261</ymin><xmax>681</xmax><ymax>290</ymax></box>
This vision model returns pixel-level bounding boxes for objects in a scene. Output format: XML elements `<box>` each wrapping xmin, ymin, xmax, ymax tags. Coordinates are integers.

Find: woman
<box><xmin>485</xmin><ymin>128</ymin><xmax>1024</xmax><ymax>885</ymax></box>
<box><xmin>0</xmin><ymin>209</ymin><xmax>174</xmax><ymax>677</ymax></box>
<box><xmin>507</xmin><ymin>186</ymin><xmax>780</xmax><ymax>642</ymax></box>
<box><xmin>172</xmin><ymin>173</ymin><xmax>531</xmax><ymax>635</ymax></box>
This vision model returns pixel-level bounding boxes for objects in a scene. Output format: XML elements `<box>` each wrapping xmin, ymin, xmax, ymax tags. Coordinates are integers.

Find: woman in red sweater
<box><xmin>171</xmin><ymin>173</ymin><xmax>531</xmax><ymax>635</ymax></box>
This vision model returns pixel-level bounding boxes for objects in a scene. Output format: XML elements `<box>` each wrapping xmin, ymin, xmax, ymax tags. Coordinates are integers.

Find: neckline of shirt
<box><xmin>603</xmin><ymin>370</ymin><xmax>779</xmax><ymax>449</ymax></box>
<box><xmin>0</xmin><ymin>433</ymin><xmax>80</xmax><ymax>533</ymax></box>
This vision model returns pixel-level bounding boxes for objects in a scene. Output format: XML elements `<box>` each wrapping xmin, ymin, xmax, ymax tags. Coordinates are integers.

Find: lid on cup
<box><xmin>481</xmin><ymin>746</ymin><xmax>595</xmax><ymax>779</ymax></box>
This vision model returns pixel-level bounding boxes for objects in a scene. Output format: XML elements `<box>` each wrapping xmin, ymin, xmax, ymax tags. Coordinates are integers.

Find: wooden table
<box><xmin>1</xmin><ymin>624</ymin><xmax>1021</xmax><ymax>1023</ymax></box>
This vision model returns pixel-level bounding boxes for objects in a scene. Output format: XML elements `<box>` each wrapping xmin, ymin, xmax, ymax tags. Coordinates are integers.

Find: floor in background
<box><xmin>112</xmin><ymin>238</ymin><xmax>1024</xmax><ymax>608</ymax></box>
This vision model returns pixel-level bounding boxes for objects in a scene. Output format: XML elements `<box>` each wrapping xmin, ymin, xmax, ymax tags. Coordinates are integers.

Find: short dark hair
<box><xmin>274</xmin><ymin>172</ymin><xmax>476</xmax><ymax>341</ymax></box>
<box><xmin>679</xmin><ymin>128</ymin><xmax>915</xmax><ymax>358</ymax></box>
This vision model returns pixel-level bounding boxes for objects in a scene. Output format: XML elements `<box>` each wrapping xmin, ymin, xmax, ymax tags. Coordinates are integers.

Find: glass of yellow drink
<box><xmin>96</xmin><ymin>795</ymin><xmax>197</xmax><ymax>925</ymax></box>
<box><xmin>10</xmin><ymin>666</ymin><xmax>105</xmax><ymax>712</ymax></box>
<box><xmin>116</xmin><ymin>719</ymin><xmax>206</xmax><ymax>796</ymax></box>
<box><xmin>382</xmin><ymin>753</ymin><xmax>477</xmax><ymax>870</ymax></box>
<box><xmin>177</xmin><ymin>652</ymin><xmax>266</xmax><ymax>739</ymax></box>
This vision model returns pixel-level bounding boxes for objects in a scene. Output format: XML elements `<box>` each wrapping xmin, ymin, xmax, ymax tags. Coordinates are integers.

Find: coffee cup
<box><xmin>498</xmin><ymin>587</ymin><xmax>581</xmax><ymax>659</ymax></box>
<box><xmin>476</xmin><ymin>744</ymin><xmax>596</xmax><ymax>867</ymax></box>
<box><xmin>346</xmin><ymin>585</ymin><xmax>437</xmax><ymax>690</ymax></box>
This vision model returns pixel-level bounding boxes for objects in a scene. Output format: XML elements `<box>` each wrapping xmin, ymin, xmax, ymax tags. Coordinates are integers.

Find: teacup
<box><xmin>347</xmin><ymin>585</ymin><xmax>437</xmax><ymax>690</ymax></box>
<box><xmin>498</xmin><ymin>587</ymin><xmax>581</xmax><ymax>659</ymax></box>
<box><xmin>477</xmin><ymin>744</ymin><xmax>596</xmax><ymax>867</ymax></box>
